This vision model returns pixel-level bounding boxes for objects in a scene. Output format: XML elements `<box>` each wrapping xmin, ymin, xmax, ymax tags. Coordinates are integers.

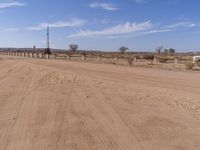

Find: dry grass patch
<box><xmin>185</xmin><ymin>62</ymin><xmax>195</xmax><ymax>70</ymax></box>
<box><xmin>126</xmin><ymin>57</ymin><xmax>134</xmax><ymax>66</ymax></box>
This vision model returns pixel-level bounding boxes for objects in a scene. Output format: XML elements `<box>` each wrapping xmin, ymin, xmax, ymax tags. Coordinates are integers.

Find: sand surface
<box><xmin>0</xmin><ymin>55</ymin><xmax>200</xmax><ymax>150</ymax></box>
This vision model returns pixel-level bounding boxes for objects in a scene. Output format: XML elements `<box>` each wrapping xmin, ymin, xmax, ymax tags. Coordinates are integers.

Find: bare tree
<box><xmin>169</xmin><ymin>48</ymin><xmax>176</xmax><ymax>56</ymax></box>
<box><xmin>164</xmin><ymin>49</ymin><xmax>169</xmax><ymax>56</ymax></box>
<box><xmin>119</xmin><ymin>46</ymin><xmax>129</xmax><ymax>54</ymax></box>
<box><xmin>156</xmin><ymin>46</ymin><xmax>163</xmax><ymax>55</ymax></box>
<box><xmin>69</xmin><ymin>44</ymin><xmax>79</xmax><ymax>52</ymax></box>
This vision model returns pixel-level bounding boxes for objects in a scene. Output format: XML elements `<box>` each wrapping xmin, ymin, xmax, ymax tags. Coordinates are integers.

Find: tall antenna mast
<box><xmin>44</xmin><ymin>26</ymin><xmax>51</xmax><ymax>55</ymax></box>
<box><xmin>47</xmin><ymin>26</ymin><xmax>50</xmax><ymax>49</ymax></box>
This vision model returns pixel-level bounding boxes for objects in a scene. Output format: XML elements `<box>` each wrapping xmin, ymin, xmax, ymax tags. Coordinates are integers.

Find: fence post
<box><xmin>174</xmin><ymin>57</ymin><xmax>178</xmax><ymax>64</ymax></box>
<box><xmin>38</xmin><ymin>53</ymin><xmax>41</xmax><ymax>58</ymax></box>
<box><xmin>54</xmin><ymin>54</ymin><xmax>57</xmax><ymax>59</ymax></box>
<box><xmin>30</xmin><ymin>52</ymin><xmax>34</xmax><ymax>58</ymax></box>
<box><xmin>97</xmin><ymin>56</ymin><xmax>101</xmax><ymax>62</ymax></box>
<box><xmin>82</xmin><ymin>54</ymin><xmax>86</xmax><ymax>61</ymax></box>
<box><xmin>35</xmin><ymin>53</ymin><xmax>38</xmax><ymax>58</ymax></box>
<box><xmin>41</xmin><ymin>53</ymin><xmax>44</xmax><ymax>59</ymax></box>
<box><xmin>112</xmin><ymin>56</ymin><xmax>118</xmax><ymax>64</ymax></box>
<box><xmin>46</xmin><ymin>54</ymin><xmax>50</xmax><ymax>59</ymax></box>
<box><xmin>153</xmin><ymin>56</ymin><xmax>157</xmax><ymax>64</ymax></box>
<box><xmin>67</xmin><ymin>55</ymin><xmax>71</xmax><ymax>60</ymax></box>
<box><xmin>133</xmin><ymin>56</ymin><xmax>137</xmax><ymax>63</ymax></box>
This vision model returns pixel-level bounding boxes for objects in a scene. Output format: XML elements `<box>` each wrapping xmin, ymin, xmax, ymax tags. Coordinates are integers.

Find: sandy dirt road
<box><xmin>0</xmin><ymin>55</ymin><xmax>200</xmax><ymax>150</ymax></box>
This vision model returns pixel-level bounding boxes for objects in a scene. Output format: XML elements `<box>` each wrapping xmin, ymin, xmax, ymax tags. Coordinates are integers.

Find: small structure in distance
<box><xmin>193</xmin><ymin>56</ymin><xmax>200</xmax><ymax>65</ymax></box>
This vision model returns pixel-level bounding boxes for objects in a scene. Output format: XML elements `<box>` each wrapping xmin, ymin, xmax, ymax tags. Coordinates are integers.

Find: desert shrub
<box><xmin>143</xmin><ymin>54</ymin><xmax>154</xmax><ymax>60</ymax></box>
<box><xmin>119</xmin><ymin>46</ymin><xmax>129</xmax><ymax>54</ymax></box>
<box><xmin>160</xmin><ymin>58</ymin><xmax>169</xmax><ymax>63</ymax></box>
<box><xmin>44</xmin><ymin>48</ymin><xmax>51</xmax><ymax>55</ymax></box>
<box><xmin>197</xmin><ymin>60</ymin><xmax>200</xmax><ymax>66</ymax></box>
<box><xmin>169</xmin><ymin>48</ymin><xmax>176</xmax><ymax>55</ymax></box>
<box><xmin>136</xmin><ymin>55</ymin><xmax>143</xmax><ymax>59</ymax></box>
<box><xmin>69</xmin><ymin>44</ymin><xmax>78</xmax><ymax>52</ymax></box>
<box><xmin>185</xmin><ymin>62</ymin><xmax>194</xmax><ymax>70</ymax></box>
<box><xmin>126</xmin><ymin>57</ymin><xmax>134</xmax><ymax>66</ymax></box>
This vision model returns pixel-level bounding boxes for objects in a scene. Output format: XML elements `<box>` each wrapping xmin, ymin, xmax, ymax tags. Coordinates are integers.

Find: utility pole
<box><xmin>44</xmin><ymin>26</ymin><xmax>51</xmax><ymax>55</ymax></box>
<box><xmin>47</xmin><ymin>26</ymin><xmax>50</xmax><ymax>49</ymax></box>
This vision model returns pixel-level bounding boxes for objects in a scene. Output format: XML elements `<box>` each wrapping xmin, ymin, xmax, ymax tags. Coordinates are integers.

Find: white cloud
<box><xmin>142</xmin><ymin>29</ymin><xmax>172</xmax><ymax>34</ymax></box>
<box><xmin>105</xmin><ymin>29</ymin><xmax>172</xmax><ymax>39</ymax></box>
<box><xmin>7</xmin><ymin>28</ymin><xmax>20</xmax><ymax>31</ymax></box>
<box><xmin>133</xmin><ymin>0</ymin><xmax>147</xmax><ymax>4</ymax></box>
<box><xmin>165</xmin><ymin>0</ymin><xmax>181</xmax><ymax>5</ymax></box>
<box><xmin>0</xmin><ymin>27</ymin><xmax>20</xmax><ymax>32</ymax></box>
<box><xmin>163</xmin><ymin>22</ymin><xmax>196</xmax><ymax>29</ymax></box>
<box><xmin>69</xmin><ymin>20</ymin><xmax>196</xmax><ymax>39</ymax></box>
<box><xmin>27</xmin><ymin>19</ymin><xmax>86</xmax><ymax>30</ymax></box>
<box><xmin>89</xmin><ymin>2</ymin><xmax>119</xmax><ymax>11</ymax></box>
<box><xmin>69</xmin><ymin>21</ymin><xmax>153</xmax><ymax>38</ymax></box>
<box><xmin>0</xmin><ymin>2</ymin><xmax>26</xmax><ymax>9</ymax></box>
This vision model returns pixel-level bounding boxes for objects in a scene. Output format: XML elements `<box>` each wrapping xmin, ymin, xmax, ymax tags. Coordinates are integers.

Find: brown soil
<box><xmin>0</xmin><ymin>55</ymin><xmax>200</xmax><ymax>150</ymax></box>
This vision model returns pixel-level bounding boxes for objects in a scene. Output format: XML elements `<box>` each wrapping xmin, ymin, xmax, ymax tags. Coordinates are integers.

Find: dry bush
<box><xmin>69</xmin><ymin>44</ymin><xmax>79</xmax><ymax>52</ymax></box>
<box><xmin>126</xmin><ymin>57</ymin><xmax>134</xmax><ymax>66</ymax></box>
<box><xmin>159</xmin><ymin>57</ymin><xmax>170</xmax><ymax>63</ymax></box>
<box><xmin>119</xmin><ymin>46</ymin><xmax>129</xmax><ymax>54</ymax></box>
<box><xmin>143</xmin><ymin>54</ymin><xmax>154</xmax><ymax>60</ymax></box>
<box><xmin>197</xmin><ymin>61</ymin><xmax>200</xmax><ymax>67</ymax></box>
<box><xmin>185</xmin><ymin>62</ymin><xmax>194</xmax><ymax>70</ymax></box>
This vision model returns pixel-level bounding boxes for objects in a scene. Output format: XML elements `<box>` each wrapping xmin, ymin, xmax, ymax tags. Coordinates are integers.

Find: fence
<box><xmin>0</xmin><ymin>51</ymin><xmax>191</xmax><ymax>66</ymax></box>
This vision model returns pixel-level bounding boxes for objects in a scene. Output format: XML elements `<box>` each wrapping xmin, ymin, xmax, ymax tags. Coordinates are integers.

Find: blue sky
<box><xmin>0</xmin><ymin>0</ymin><xmax>200</xmax><ymax>51</ymax></box>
